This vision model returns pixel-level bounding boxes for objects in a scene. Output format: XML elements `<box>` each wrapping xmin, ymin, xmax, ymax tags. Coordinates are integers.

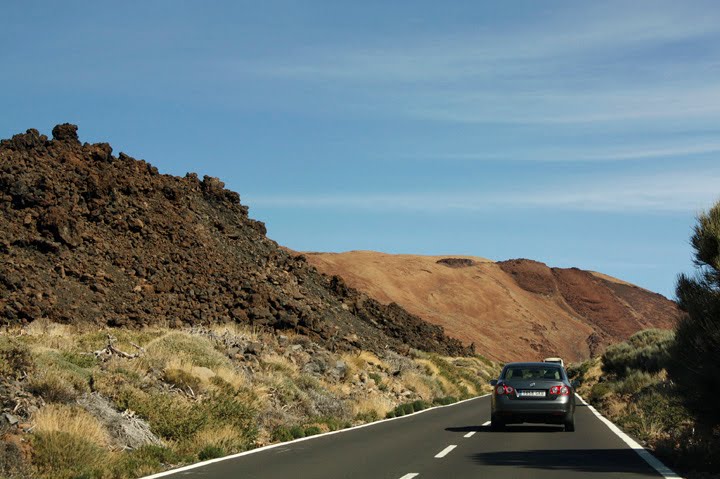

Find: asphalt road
<box><xmin>151</xmin><ymin>395</ymin><xmax>671</xmax><ymax>479</ymax></box>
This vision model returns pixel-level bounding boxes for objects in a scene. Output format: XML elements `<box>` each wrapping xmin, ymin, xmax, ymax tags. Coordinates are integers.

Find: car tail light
<box><xmin>549</xmin><ymin>385</ymin><xmax>570</xmax><ymax>396</ymax></box>
<box><xmin>495</xmin><ymin>384</ymin><xmax>514</xmax><ymax>395</ymax></box>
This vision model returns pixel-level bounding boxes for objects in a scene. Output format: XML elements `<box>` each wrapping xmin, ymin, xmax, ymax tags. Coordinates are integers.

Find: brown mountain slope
<box><xmin>0</xmin><ymin>125</ymin><xmax>470</xmax><ymax>356</ymax></box>
<box><xmin>304</xmin><ymin>251</ymin><xmax>681</xmax><ymax>362</ymax></box>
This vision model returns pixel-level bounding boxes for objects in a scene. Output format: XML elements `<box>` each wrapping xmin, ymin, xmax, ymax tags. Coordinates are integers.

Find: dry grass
<box><xmin>415</xmin><ymin>358</ymin><xmax>440</xmax><ymax>376</ymax></box>
<box><xmin>401</xmin><ymin>372</ymin><xmax>435</xmax><ymax>400</ymax></box>
<box><xmin>33</xmin><ymin>404</ymin><xmax>110</xmax><ymax>448</ymax></box>
<box><xmin>3</xmin><ymin>325</ymin><xmax>499</xmax><ymax>479</ymax></box>
<box><xmin>184</xmin><ymin>424</ymin><xmax>247</xmax><ymax>455</ymax></box>
<box><xmin>144</xmin><ymin>331</ymin><xmax>229</xmax><ymax>369</ymax></box>
<box><xmin>261</xmin><ymin>353</ymin><xmax>299</xmax><ymax>375</ymax></box>
<box><xmin>352</xmin><ymin>395</ymin><xmax>394</xmax><ymax>419</ymax></box>
<box><xmin>214</xmin><ymin>366</ymin><xmax>248</xmax><ymax>391</ymax></box>
<box><xmin>207</xmin><ymin>322</ymin><xmax>261</xmax><ymax>342</ymax></box>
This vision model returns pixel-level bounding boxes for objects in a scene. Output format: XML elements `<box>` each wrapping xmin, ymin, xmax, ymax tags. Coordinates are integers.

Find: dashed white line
<box><xmin>464</xmin><ymin>431</ymin><xmax>476</xmax><ymax>438</ymax></box>
<box><xmin>435</xmin><ymin>445</ymin><xmax>457</xmax><ymax>458</ymax></box>
<box><xmin>398</xmin><ymin>474</ymin><xmax>419</xmax><ymax>479</ymax></box>
<box><xmin>482</xmin><ymin>420</ymin><xmax>491</xmax><ymax>426</ymax></box>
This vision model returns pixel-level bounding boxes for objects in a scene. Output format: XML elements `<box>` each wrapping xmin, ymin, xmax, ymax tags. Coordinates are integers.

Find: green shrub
<box><xmin>198</xmin><ymin>445</ymin><xmax>225</xmax><ymax>461</ymax></box>
<box><xmin>163</xmin><ymin>368</ymin><xmax>202</xmax><ymax>393</ymax></box>
<box><xmin>318</xmin><ymin>417</ymin><xmax>343</xmax><ymax>431</ymax></box>
<box><xmin>272</xmin><ymin>426</ymin><xmax>293</xmax><ymax>442</ymax></box>
<box><xmin>304</xmin><ymin>426</ymin><xmax>321</xmax><ymax>436</ymax></box>
<box><xmin>602</xmin><ymin>329</ymin><xmax>674</xmax><ymax>378</ymax></box>
<box><xmin>566</xmin><ymin>360</ymin><xmax>592</xmax><ymax>384</ymax></box>
<box><xmin>670</xmin><ymin>202</ymin><xmax>720</xmax><ymax>428</ymax></box>
<box><xmin>355</xmin><ymin>410</ymin><xmax>379</xmax><ymax>423</ymax></box>
<box><xmin>428</xmin><ymin>355</ymin><xmax>485</xmax><ymax>397</ymax></box>
<box><xmin>433</xmin><ymin>396</ymin><xmax>458</xmax><ymax>406</ymax></box>
<box><xmin>115</xmin><ymin>388</ymin><xmax>205</xmax><ymax>441</ymax></box>
<box><xmin>289</xmin><ymin>426</ymin><xmax>305</xmax><ymax>439</ymax></box>
<box><xmin>411</xmin><ymin>400</ymin><xmax>428</xmax><ymax>412</ymax></box>
<box><xmin>0</xmin><ymin>338</ymin><xmax>33</xmax><ymax>379</ymax></box>
<box><xmin>32</xmin><ymin>431</ymin><xmax>106</xmax><ymax>479</ymax></box>
<box><xmin>111</xmin><ymin>445</ymin><xmax>179</xmax><ymax>478</ymax></box>
<box><xmin>589</xmin><ymin>382</ymin><xmax>613</xmax><ymax>403</ymax></box>
<box><xmin>27</xmin><ymin>374</ymin><xmax>80</xmax><ymax>403</ymax></box>
<box><xmin>0</xmin><ymin>439</ymin><xmax>30</xmax><ymax>479</ymax></box>
<box><xmin>60</xmin><ymin>351</ymin><xmax>97</xmax><ymax>369</ymax></box>
<box><xmin>368</xmin><ymin>372</ymin><xmax>382</xmax><ymax>386</ymax></box>
<box><xmin>613</xmin><ymin>370</ymin><xmax>660</xmax><ymax>396</ymax></box>
<box><xmin>116</xmin><ymin>387</ymin><xmax>256</xmax><ymax>444</ymax></box>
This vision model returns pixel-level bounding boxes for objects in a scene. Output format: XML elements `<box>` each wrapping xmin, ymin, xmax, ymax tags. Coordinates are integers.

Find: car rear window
<box><xmin>504</xmin><ymin>367</ymin><xmax>561</xmax><ymax>380</ymax></box>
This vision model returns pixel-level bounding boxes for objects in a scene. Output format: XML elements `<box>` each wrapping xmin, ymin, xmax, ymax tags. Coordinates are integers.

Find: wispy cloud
<box><xmin>248</xmin><ymin>169</ymin><xmax>720</xmax><ymax>214</ymax></box>
<box><xmin>420</xmin><ymin>139</ymin><xmax>720</xmax><ymax>162</ymax></box>
<box><xmin>223</xmin><ymin>4</ymin><xmax>720</xmax><ymax>126</ymax></box>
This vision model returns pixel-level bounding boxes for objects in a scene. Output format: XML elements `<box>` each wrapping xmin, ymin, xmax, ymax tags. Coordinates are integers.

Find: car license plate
<box><xmin>518</xmin><ymin>390</ymin><xmax>546</xmax><ymax>397</ymax></box>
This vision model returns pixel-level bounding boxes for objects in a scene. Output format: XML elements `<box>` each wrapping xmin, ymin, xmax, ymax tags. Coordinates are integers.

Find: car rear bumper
<box><xmin>492</xmin><ymin>395</ymin><xmax>574</xmax><ymax>424</ymax></box>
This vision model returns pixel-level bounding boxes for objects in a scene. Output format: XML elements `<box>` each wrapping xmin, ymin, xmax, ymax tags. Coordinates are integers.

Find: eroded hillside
<box><xmin>305</xmin><ymin>252</ymin><xmax>680</xmax><ymax>362</ymax></box>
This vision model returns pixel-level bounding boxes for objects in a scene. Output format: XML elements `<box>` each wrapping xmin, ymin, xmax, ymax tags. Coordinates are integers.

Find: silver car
<box><xmin>490</xmin><ymin>362</ymin><xmax>576</xmax><ymax>431</ymax></box>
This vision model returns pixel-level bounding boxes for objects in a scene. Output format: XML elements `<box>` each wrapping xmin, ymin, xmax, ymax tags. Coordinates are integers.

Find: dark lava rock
<box><xmin>0</xmin><ymin>124</ymin><xmax>471</xmax><ymax>357</ymax></box>
<box><xmin>437</xmin><ymin>258</ymin><xmax>476</xmax><ymax>268</ymax></box>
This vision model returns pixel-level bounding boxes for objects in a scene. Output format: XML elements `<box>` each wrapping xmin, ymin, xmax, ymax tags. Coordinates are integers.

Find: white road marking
<box><xmin>576</xmin><ymin>395</ymin><xmax>683</xmax><ymax>478</ymax></box>
<box><xmin>464</xmin><ymin>431</ymin><xmax>476</xmax><ymax>438</ymax></box>
<box><xmin>399</xmin><ymin>474</ymin><xmax>419</xmax><ymax>479</ymax></box>
<box><xmin>482</xmin><ymin>420</ymin><xmax>491</xmax><ymax>426</ymax></box>
<box><xmin>138</xmin><ymin>395</ymin><xmax>490</xmax><ymax>479</ymax></box>
<box><xmin>435</xmin><ymin>445</ymin><xmax>457</xmax><ymax>458</ymax></box>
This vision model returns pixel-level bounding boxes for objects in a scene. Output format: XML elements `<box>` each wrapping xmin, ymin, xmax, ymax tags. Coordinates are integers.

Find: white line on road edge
<box><xmin>139</xmin><ymin>394</ymin><xmax>491</xmax><ymax>479</ymax></box>
<box><xmin>463</xmin><ymin>431</ymin><xmax>476</xmax><ymax>438</ymax></box>
<box><xmin>398</xmin><ymin>474</ymin><xmax>419</xmax><ymax>479</ymax></box>
<box><xmin>435</xmin><ymin>445</ymin><xmax>457</xmax><ymax>458</ymax></box>
<box><xmin>576</xmin><ymin>395</ymin><xmax>683</xmax><ymax>479</ymax></box>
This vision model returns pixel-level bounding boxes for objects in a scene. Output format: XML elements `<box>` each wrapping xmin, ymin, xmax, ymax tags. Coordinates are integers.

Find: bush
<box><xmin>198</xmin><ymin>445</ymin><xmax>225</xmax><ymax>461</ymax></box>
<box><xmin>60</xmin><ymin>351</ymin><xmax>97</xmax><ymax>369</ymax></box>
<box><xmin>668</xmin><ymin>201</ymin><xmax>720</xmax><ymax>428</ymax></box>
<box><xmin>289</xmin><ymin>426</ymin><xmax>305</xmax><ymax>439</ymax></box>
<box><xmin>0</xmin><ymin>338</ymin><xmax>33</xmax><ymax>379</ymax></box>
<box><xmin>272</xmin><ymin>426</ymin><xmax>293</xmax><ymax>442</ymax></box>
<box><xmin>432</xmin><ymin>396</ymin><xmax>458</xmax><ymax>406</ymax></box>
<box><xmin>355</xmin><ymin>410</ymin><xmax>379</xmax><ymax>423</ymax></box>
<box><xmin>163</xmin><ymin>368</ymin><xmax>202</xmax><ymax>393</ymax></box>
<box><xmin>116</xmin><ymin>388</ymin><xmax>256</xmax><ymax>444</ymax></box>
<box><xmin>0</xmin><ymin>440</ymin><xmax>30</xmax><ymax>479</ymax></box>
<box><xmin>602</xmin><ymin>329</ymin><xmax>674</xmax><ymax>378</ymax></box>
<box><xmin>111</xmin><ymin>445</ymin><xmax>180</xmax><ymax>478</ymax></box>
<box><xmin>27</xmin><ymin>373</ymin><xmax>79</xmax><ymax>403</ymax></box>
<box><xmin>612</xmin><ymin>370</ymin><xmax>660</xmax><ymax>396</ymax></box>
<box><xmin>411</xmin><ymin>400</ymin><xmax>428</xmax><ymax>412</ymax></box>
<box><xmin>304</xmin><ymin>426</ymin><xmax>321</xmax><ymax>436</ymax></box>
<box><xmin>32</xmin><ymin>431</ymin><xmax>106</xmax><ymax>479</ymax></box>
<box><xmin>589</xmin><ymin>382</ymin><xmax>612</xmax><ymax>403</ymax></box>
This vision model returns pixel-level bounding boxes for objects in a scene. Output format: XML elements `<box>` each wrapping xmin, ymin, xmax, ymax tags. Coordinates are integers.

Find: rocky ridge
<box><xmin>0</xmin><ymin>124</ymin><xmax>470</xmax><ymax>357</ymax></box>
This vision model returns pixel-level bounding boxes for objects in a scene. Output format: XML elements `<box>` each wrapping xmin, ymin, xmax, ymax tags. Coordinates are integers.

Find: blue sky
<box><xmin>3</xmin><ymin>1</ymin><xmax>720</xmax><ymax>298</ymax></box>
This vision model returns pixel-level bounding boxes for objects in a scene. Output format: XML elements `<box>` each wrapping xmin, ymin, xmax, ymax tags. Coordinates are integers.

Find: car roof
<box><xmin>503</xmin><ymin>362</ymin><xmax>562</xmax><ymax>368</ymax></box>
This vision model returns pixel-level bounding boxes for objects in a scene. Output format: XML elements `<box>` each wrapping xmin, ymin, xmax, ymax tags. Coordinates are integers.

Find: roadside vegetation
<box><xmin>570</xmin><ymin>200</ymin><xmax>720</xmax><ymax>479</ymax></box>
<box><xmin>0</xmin><ymin>321</ymin><xmax>498</xmax><ymax>479</ymax></box>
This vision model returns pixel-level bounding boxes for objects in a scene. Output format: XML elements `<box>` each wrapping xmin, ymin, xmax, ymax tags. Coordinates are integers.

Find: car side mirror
<box><xmin>489</xmin><ymin>379</ymin><xmax>498</xmax><ymax>386</ymax></box>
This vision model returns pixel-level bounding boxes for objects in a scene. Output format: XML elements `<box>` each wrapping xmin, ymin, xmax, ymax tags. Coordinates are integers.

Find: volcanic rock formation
<box><xmin>0</xmin><ymin>125</ymin><xmax>470</xmax><ymax>356</ymax></box>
